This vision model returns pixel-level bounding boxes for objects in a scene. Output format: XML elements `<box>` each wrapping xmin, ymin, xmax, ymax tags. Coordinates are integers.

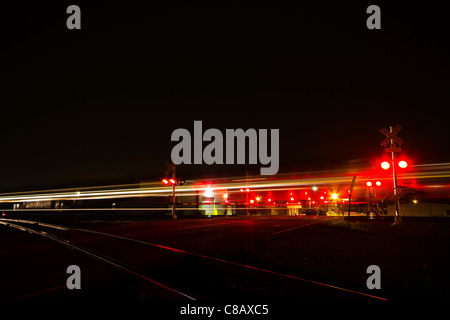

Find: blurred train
<box><xmin>0</xmin><ymin>160</ymin><xmax>448</xmax><ymax>217</ymax></box>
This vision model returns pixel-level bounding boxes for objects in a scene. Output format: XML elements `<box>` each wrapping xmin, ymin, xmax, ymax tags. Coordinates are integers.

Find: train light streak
<box><xmin>0</xmin><ymin>162</ymin><xmax>448</xmax><ymax>205</ymax></box>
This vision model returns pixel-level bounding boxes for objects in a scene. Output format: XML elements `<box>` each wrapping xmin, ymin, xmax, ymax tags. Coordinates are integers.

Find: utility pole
<box><xmin>172</xmin><ymin>164</ymin><xmax>177</xmax><ymax>220</ymax></box>
<box><xmin>348</xmin><ymin>176</ymin><xmax>356</xmax><ymax>227</ymax></box>
<box><xmin>165</xmin><ymin>162</ymin><xmax>177</xmax><ymax>220</ymax></box>
<box><xmin>390</xmin><ymin>126</ymin><xmax>401</xmax><ymax>224</ymax></box>
<box><xmin>245</xmin><ymin>171</ymin><xmax>250</xmax><ymax>216</ymax></box>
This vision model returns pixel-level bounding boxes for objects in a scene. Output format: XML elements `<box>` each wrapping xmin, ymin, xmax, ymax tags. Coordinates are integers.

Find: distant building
<box><xmin>384</xmin><ymin>185</ymin><xmax>450</xmax><ymax>217</ymax></box>
<box><xmin>388</xmin><ymin>202</ymin><xmax>450</xmax><ymax>217</ymax></box>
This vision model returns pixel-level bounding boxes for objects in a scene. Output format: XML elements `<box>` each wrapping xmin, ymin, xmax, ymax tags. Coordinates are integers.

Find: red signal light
<box><xmin>250</xmin><ymin>199</ymin><xmax>254</xmax><ymax>204</ymax></box>
<box><xmin>398</xmin><ymin>160</ymin><xmax>408</xmax><ymax>168</ymax></box>
<box><xmin>366</xmin><ymin>181</ymin><xmax>372</xmax><ymax>187</ymax></box>
<box><xmin>381</xmin><ymin>161</ymin><xmax>390</xmax><ymax>170</ymax></box>
<box><xmin>376</xmin><ymin>181</ymin><xmax>382</xmax><ymax>186</ymax></box>
<box><xmin>163</xmin><ymin>178</ymin><xmax>177</xmax><ymax>185</ymax></box>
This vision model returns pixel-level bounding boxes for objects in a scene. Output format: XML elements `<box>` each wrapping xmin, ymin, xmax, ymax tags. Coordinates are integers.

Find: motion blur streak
<box><xmin>0</xmin><ymin>162</ymin><xmax>448</xmax><ymax>203</ymax></box>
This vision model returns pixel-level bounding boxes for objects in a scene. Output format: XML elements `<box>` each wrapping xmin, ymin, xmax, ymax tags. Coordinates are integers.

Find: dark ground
<box><xmin>1</xmin><ymin>213</ymin><xmax>449</xmax><ymax>317</ymax></box>
<box><xmin>88</xmin><ymin>215</ymin><xmax>450</xmax><ymax>302</ymax></box>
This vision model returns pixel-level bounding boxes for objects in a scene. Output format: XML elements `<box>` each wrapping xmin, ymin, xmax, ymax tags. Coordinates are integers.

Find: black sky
<box><xmin>1</xmin><ymin>1</ymin><xmax>449</xmax><ymax>191</ymax></box>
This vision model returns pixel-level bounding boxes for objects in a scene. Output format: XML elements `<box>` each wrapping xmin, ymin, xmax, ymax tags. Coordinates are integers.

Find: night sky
<box><xmin>1</xmin><ymin>1</ymin><xmax>449</xmax><ymax>191</ymax></box>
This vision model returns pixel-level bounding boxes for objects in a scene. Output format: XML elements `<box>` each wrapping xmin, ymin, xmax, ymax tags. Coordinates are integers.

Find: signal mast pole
<box><xmin>389</xmin><ymin>126</ymin><xmax>401</xmax><ymax>224</ymax></box>
<box><xmin>171</xmin><ymin>164</ymin><xmax>177</xmax><ymax>220</ymax></box>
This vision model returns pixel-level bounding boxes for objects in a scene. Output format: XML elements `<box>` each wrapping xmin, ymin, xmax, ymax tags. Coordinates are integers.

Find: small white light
<box><xmin>204</xmin><ymin>187</ymin><xmax>213</xmax><ymax>197</ymax></box>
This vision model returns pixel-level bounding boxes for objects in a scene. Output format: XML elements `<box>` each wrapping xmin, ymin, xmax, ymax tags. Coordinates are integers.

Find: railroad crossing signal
<box><xmin>379</xmin><ymin>125</ymin><xmax>405</xmax><ymax>223</ymax></box>
<box><xmin>380</xmin><ymin>125</ymin><xmax>403</xmax><ymax>152</ymax></box>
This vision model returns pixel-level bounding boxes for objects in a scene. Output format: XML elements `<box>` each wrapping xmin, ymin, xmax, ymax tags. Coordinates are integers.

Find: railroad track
<box><xmin>0</xmin><ymin>218</ymin><xmax>195</xmax><ymax>300</ymax></box>
<box><xmin>0</xmin><ymin>218</ymin><xmax>388</xmax><ymax>301</ymax></box>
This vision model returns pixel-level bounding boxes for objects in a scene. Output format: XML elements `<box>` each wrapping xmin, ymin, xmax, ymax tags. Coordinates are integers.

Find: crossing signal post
<box><xmin>379</xmin><ymin>125</ymin><xmax>407</xmax><ymax>224</ymax></box>
<box><xmin>162</xmin><ymin>163</ymin><xmax>185</xmax><ymax>220</ymax></box>
<box><xmin>365</xmin><ymin>180</ymin><xmax>382</xmax><ymax>216</ymax></box>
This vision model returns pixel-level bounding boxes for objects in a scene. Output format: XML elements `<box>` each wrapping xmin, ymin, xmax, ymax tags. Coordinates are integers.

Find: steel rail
<box><xmin>1</xmin><ymin>218</ymin><xmax>388</xmax><ymax>301</ymax></box>
<box><xmin>0</xmin><ymin>220</ymin><xmax>196</xmax><ymax>301</ymax></box>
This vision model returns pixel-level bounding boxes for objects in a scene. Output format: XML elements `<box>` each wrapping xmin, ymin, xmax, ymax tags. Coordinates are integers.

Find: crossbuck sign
<box><xmin>380</xmin><ymin>125</ymin><xmax>403</xmax><ymax>152</ymax></box>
